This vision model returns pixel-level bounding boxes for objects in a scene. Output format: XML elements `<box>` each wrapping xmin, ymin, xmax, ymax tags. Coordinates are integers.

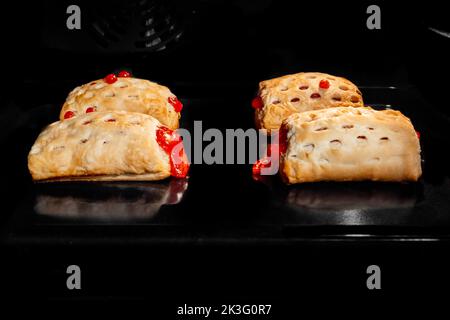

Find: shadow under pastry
<box><xmin>33</xmin><ymin>179</ymin><xmax>188</xmax><ymax>222</ymax></box>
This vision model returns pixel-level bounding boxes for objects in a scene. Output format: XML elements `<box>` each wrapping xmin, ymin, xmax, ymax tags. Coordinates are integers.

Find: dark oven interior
<box><xmin>1</xmin><ymin>0</ymin><xmax>450</xmax><ymax>305</ymax></box>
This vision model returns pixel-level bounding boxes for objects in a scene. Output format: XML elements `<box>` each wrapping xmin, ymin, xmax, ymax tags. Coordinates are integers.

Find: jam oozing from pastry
<box><xmin>85</xmin><ymin>107</ymin><xmax>96</xmax><ymax>113</ymax></box>
<box><xmin>252</xmin><ymin>157</ymin><xmax>271</xmax><ymax>175</ymax></box>
<box><xmin>156</xmin><ymin>126</ymin><xmax>180</xmax><ymax>153</ymax></box>
<box><xmin>310</xmin><ymin>93</ymin><xmax>321</xmax><ymax>99</ymax></box>
<box><xmin>253</xmin><ymin>126</ymin><xmax>288</xmax><ymax>176</ymax></box>
<box><xmin>104</xmin><ymin>73</ymin><xmax>118</xmax><ymax>84</ymax></box>
<box><xmin>156</xmin><ymin>126</ymin><xmax>189</xmax><ymax>178</ymax></box>
<box><xmin>118</xmin><ymin>70</ymin><xmax>131</xmax><ymax>78</ymax></box>
<box><xmin>168</xmin><ymin>96</ymin><xmax>183</xmax><ymax>112</ymax></box>
<box><xmin>416</xmin><ymin>131</ymin><xmax>420</xmax><ymax>139</ymax></box>
<box><xmin>251</xmin><ymin>96</ymin><xmax>263</xmax><ymax>109</ymax></box>
<box><xmin>319</xmin><ymin>79</ymin><xmax>330</xmax><ymax>89</ymax></box>
<box><xmin>64</xmin><ymin>111</ymin><xmax>75</xmax><ymax>119</ymax></box>
<box><xmin>278</xmin><ymin>124</ymin><xmax>288</xmax><ymax>154</ymax></box>
<box><xmin>170</xmin><ymin>146</ymin><xmax>190</xmax><ymax>178</ymax></box>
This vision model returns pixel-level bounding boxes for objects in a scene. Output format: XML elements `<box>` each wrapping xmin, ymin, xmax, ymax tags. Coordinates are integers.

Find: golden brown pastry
<box><xmin>253</xmin><ymin>72</ymin><xmax>363</xmax><ymax>131</ymax></box>
<box><xmin>279</xmin><ymin>107</ymin><xmax>421</xmax><ymax>184</ymax></box>
<box><xmin>60</xmin><ymin>74</ymin><xmax>182</xmax><ymax>129</ymax></box>
<box><xmin>28</xmin><ymin>111</ymin><xmax>189</xmax><ymax>181</ymax></box>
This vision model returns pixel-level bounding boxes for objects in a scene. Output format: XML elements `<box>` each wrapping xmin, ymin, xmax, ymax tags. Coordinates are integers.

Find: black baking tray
<box><xmin>1</xmin><ymin>84</ymin><xmax>450</xmax><ymax>245</ymax></box>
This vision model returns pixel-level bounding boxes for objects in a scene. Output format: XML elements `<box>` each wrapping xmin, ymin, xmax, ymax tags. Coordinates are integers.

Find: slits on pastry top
<box><xmin>28</xmin><ymin>111</ymin><xmax>171</xmax><ymax>181</ymax></box>
<box><xmin>254</xmin><ymin>72</ymin><xmax>363</xmax><ymax>130</ymax></box>
<box><xmin>282</xmin><ymin>107</ymin><xmax>413</xmax><ymax>130</ymax></box>
<box><xmin>279</xmin><ymin>107</ymin><xmax>422</xmax><ymax>182</ymax></box>
<box><xmin>281</xmin><ymin>107</ymin><xmax>418</xmax><ymax>154</ymax></box>
<box><xmin>60</xmin><ymin>77</ymin><xmax>182</xmax><ymax>129</ymax></box>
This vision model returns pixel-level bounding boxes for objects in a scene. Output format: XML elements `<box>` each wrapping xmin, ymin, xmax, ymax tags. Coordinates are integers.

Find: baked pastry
<box><xmin>279</xmin><ymin>107</ymin><xmax>421</xmax><ymax>184</ymax></box>
<box><xmin>28</xmin><ymin>111</ymin><xmax>189</xmax><ymax>181</ymax></box>
<box><xmin>60</xmin><ymin>73</ymin><xmax>182</xmax><ymax>129</ymax></box>
<box><xmin>253</xmin><ymin>72</ymin><xmax>363</xmax><ymax>131</ymax></box>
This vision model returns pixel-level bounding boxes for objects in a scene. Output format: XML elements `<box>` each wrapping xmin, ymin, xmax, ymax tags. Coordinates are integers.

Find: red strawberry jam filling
<box><xmin>253</xmin><ymin>125</ymin><xmax>288</xmax><ymax>176</ymax></box>
<box><xmin>252</xmin><ymin>157</ymin><xmax>271</xmax><ymax>175</ymax></box>
<box><xmin>64</xmin><ymin>111</ymin><xmax>75</xmax><ymax>119</ymax></box>
<box><xmin>170</xmin><ymin>146</ymin><xmax>190</xmax><ymax>178</ymax></box>
<box><xmin>168</xmin><ymin>96</ymin><xmax>183</xmax><ymax>112</ymax></box>
<box><xmin>251</xmin><ymin>96</ymin><xmax>263</xmax><ymax>109</ymax></box>
<box><xmin>104</xmin><ymin>73</ymin><xmax>117</xmax><ymax>84</ymax></box>
<box><xmin>156</xmin><ymin>126</ymin><xmax>189</xmax><ymax>178</ymax></box>
<box><xmin>156</xmin><ymin>126</ymin><xmax>180</xmax><ymax>153</ymax></box>
<box><xmin>118</xmin><ymin>70</ymin><xmax>131</xmax><ymax>78</ymax></box>
<box><xmin>319</xmin><ymin>79</ymin><xmax>330</xmax><ymax>89</ymax></box>
<box><xmin>85</xmin><ymin>106</ymin><xmax>96</xmax><ymax>113</ymax></box>
<box><xmin>278</xmin><ymin>125</ymin><xmax>288</xmax><ymax>154</ymax></box>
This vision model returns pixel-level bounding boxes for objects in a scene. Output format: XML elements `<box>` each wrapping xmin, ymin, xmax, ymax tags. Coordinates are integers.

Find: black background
<box><xmin>1</xmin><ymin>0</ymin><xmax>450</xmax><ymax>317</ymax></box>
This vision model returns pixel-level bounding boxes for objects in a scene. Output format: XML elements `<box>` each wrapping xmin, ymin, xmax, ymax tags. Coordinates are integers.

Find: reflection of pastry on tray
<box><xmin>60</xmin><ymin>73</ymin><xmax>182</xmax><ymax>129</ymax></box>
<box><xmin>34</xmin><ymin>179</ymin><xmax>188</xmax><ymax>221</ymax></box>
<box><xmin>280</xmin><ymin>107</ymin><xmax>422</xmax><ymax>184</ymax></box>
<box><xmin>28</xmin><ymin>111</ymin><xmax>189</xmax><ymax>181</ymax></box>
<box><xmin>253</xmin><ymin>72</ymin><xmax>363</xmax><ymax>131</ymax></box>
<box><xmin>286</xmin><ymin>183</ymin><xmax>418</xmax><ymax>211</ymax></box>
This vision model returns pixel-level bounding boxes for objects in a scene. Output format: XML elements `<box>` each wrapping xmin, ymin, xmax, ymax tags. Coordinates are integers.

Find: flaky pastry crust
<box><xmin>255</xmin><ymin>72</ymin><xmax>363</xmax><ymax>131</ymax></box>
<box><xmin>60</xmin><ymin>77</ymin><xmax>180</xmax><ymax>129</ymax></box>
<box><xmin>280</xmin><ymin>107</ymin><xmax>422</xmax><ymax>184</ymax></box>
<box><xmin>28</xmin><ymin>111</ymin><xmax>171</xmax><ymax>181</ymax></box>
